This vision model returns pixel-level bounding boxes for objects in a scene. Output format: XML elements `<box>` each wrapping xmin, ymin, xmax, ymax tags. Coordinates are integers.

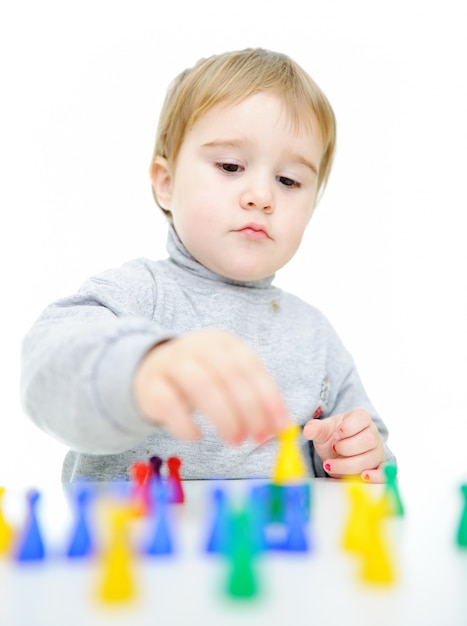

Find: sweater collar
<box><xmin>166</xmin><ymin>225</ymin><xmax>275</xmax><ymax>289</ymax></box>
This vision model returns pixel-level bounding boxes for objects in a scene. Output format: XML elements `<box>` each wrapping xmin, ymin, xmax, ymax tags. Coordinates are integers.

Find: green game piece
<box><xmin>456</xmin><ymin>484</ymin><xmax>467</xmax><ymax>548</ymax></box>
<box><xmin>226</xmin><ymin>509</ymin><xmax>259</xmax><ymax>599</ymax></box>
<box><xmin>383</xmin><ymin>463</ymin><xmax>404</xmax><ymax>516</ymax></box>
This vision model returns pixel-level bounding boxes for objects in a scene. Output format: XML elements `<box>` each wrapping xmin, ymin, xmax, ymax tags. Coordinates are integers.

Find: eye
<box><xmin>215</xmin><ymin>162</ymin><xmax>242</xmax><ymax>174</ymax></box>
<box><xmin>278</xmin><ymin>175</ymin><xmax>301</xmax><ymax>188</ymax></box>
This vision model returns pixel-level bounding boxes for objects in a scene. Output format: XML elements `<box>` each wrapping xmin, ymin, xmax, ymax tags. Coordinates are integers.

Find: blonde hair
<box><xmin>151</xmin><ymin>48</ymin><xmax>336</xmax><ymax>219</ymax></box>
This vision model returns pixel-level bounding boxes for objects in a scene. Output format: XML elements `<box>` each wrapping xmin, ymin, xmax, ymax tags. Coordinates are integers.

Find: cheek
<box><xmin>285</xmin><ymin>207</ymin><xmax>311</xmax><ymax>239</ymax></box>
<box><xmin>172</xmin><ymin>191</ymin><xmax>217</xmax><ymax>244</ymax></box>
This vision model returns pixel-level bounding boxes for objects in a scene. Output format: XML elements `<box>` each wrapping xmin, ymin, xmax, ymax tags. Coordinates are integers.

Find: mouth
<box><xmin>234</xmin><ymin>223</ymin><xmax>271</xmax><ymax>240</ymax></box>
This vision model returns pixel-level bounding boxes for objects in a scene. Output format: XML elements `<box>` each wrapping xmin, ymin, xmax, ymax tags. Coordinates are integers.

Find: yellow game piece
<box><xmin>97</xmin><ymin>505</ymin><xmax>136</xmax><ymax>603</ymax></box>
<box><xmin>341</xmin><ymin>482</ymin><xmax>373</xmax><ymax>553</ymax></box>
<box><xmin>0</xmin><ymin>487</ymin><xmax>15</xmax><ymax>556</ymax></box>
<box><xmin>272</xmin><ymin>424</ymin><xmax>307</xmax><ymax>485</ymax></box>
<box><xmin>359</xmin><ymin>498</ymin><xmax>396</xmax><ymax>585</ymax></box>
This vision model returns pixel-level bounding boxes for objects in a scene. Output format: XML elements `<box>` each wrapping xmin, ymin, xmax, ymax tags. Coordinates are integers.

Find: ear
<box><xmin>150</xmin><ymin>156</ymin><xmax>173</xmax><ymax>210</ymax></box>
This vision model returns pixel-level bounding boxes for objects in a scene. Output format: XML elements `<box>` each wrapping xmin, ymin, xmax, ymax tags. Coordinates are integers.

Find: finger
<box><xmin>361</xmin><ymin>466</ymin><xmax>386</xmax><ymax>484</ymax></box>
<box><xmin>302</xmin><ymin>415</ymin><xmax>342</xmax><ymax>444</ymax></box>
<box><xmin>323</xmin><ymin>449</ymin><xmax>383</xmax><ymax>477</ymax></box>
<box><xmin>199</xmin><ymin>337</ymin><xmax>290</xmax><ymax>440</ymax></box>
<box><xmin>336</xmin><ymin>408</ymin><xmax>372</xmax><ymax>439</ymax></box>
<box><xmin>333</xmin><ymin>425</ymin><xmax>378</xmax><ymax>457</ymax></box>
<box><xmin>141</xmin><ymin>376</ymin><xmax>201</xmax><ymax>441</ymax></box>
<box><xmin>221</xmin><ymin>354</ymin><xmax>291</xmax><ymax>441</ymax></box>
<box><xmin>167</xmin><ymin>354</ymin><xmax>246</xmax><ymax>444</ymax></box>
<box><xmin>219</xmin><ymin>367</ymin><xmax>278</xmax><ymax>443</ymax></box>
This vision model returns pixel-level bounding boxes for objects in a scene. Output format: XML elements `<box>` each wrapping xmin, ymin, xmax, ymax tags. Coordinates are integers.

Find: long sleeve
<box><xmin>20</xmin><ymin>263</ymin><xmax>173</xmax><ymax>454</ymax></box>
<box><xmin>20</xmin><ymin>228</ymin><xmax>396</xmax><ymax>482</ymax></box>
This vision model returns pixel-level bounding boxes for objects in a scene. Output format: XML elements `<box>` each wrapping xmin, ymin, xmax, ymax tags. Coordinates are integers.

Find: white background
<box><xmin>1</xmin><ymin>0</ymin><xmax>466</xmax><ymax>489</ymax></box>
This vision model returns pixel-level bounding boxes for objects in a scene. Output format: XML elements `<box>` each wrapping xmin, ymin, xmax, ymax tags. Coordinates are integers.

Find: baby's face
<box><xmin>166</xmin><ymin>92</ymin><xmax>323</xmax><ymax>281</ymax></box>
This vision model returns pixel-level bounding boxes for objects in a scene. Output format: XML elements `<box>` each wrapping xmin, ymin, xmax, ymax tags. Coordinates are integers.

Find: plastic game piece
<box><xmin>456</xmin><ymin>484</ymin><xmax>467</xmax><ymax>548</ymax></box>
<box><xmin>129</xmin><ymin>460</ymin><xmax>152</xmax><ymax>516</ymax></box>
<box><xmin>272</xmin><ymin>424</ymin><xmax>307</xmax><ymax>485</ymax></box>
<box><xmin>97</xmin><ymin>506</ymin><xmax>136</xmax><ymax>603</ymax></box>
<box><xmin>205</xmin><ymin>487</ymin><xmax>232</xmax><ymax>554</ymax></box>
<box><xmin>149</xmin><ymin>455</ymin><xmax>163</xmax><ymax>482</ymax></box>
<box><xmin>284</xmin><ymin>483</ymin><xmax>311</xmax><ymax>522</ymax></box>
<box><xmin>247</xmin><ymin>484</ymin><xmax>271</xmax><ymax>553</ymax></box>
<box><xmin>262</xmin><ymin>485</ymin><xmax>311</xmax><ymax>552</ymax></box>
<box><xmin>269</xmin><ymin>483</ymin><xmax>284</xmax><ymax>522</ymax></box>
<box><xmin>0</xmin><ymin>487</ymin><xmax>15</xmax><ymax>556</ymax></box>
<box><xmin>281</xmin><ymin>486</ymin><xmax>310</xmax><ymax>552</ymax></box>
<box><xmin>360</xmin><ymin>498</ymin><xmax>396</xmax><ymax>585</ymax></box>
<box><xmin>342</xmin><ymin>482</ymin><xmax>373</xmax><ymax>553</ymax></box>
<box><xmin>66</xmin><ymin>485</ymin><xmax>94</xmax><ymax>558</ymax></box>
<box><xmin>382</xmin><ymin>463</ymin><xmax>404</xmax><ymax>516</ymax></box>
<box><xmin>251</xmin><ymin>482</ymin><xmax>284</xmax><ymax>523</ymax></box>
<box><xmin>15</xmin><ymin>489</ymin><xmax>45</xmax><ymax>562</ymax></box>
<box><xmin>144</xmin><ymin>482</ymin><xmax>173</xmax><ymax>556</ymax></box>
<box><xmin>167</xmin><ymin>456</ymin><xmax>184</xmax><ymax>504</ymax></box>
<box><xmin>342</xmin><ymin>481</ymin><xmax>395</xmax><ymax>584</ymax></box>
<box><xmin>225</xmin><ymin>509</ymin><xmax>259</xmax><ymax>599</ymax></box>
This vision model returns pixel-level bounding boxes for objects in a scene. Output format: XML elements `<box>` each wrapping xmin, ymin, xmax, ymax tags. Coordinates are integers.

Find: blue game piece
<box><xmin>247</xmin><ymin>484</ymin><xmax>271</xmax><ymax>553</ymax></box>
<box><xmin>282</xmin><ymin>487</ymin><xmax>310</xmax><ymax>552</ymax></box>
<box><xmin>16</xmin><ymin>489</ymin><xmax>45</xmax><ymax>562</ymax></box>
<box><xmin>263</xmin><ymin>485</ymin><xmax>311</xmax><ymax>552</ymax></box>
<box><xmin>205</xmin><ymin>487</ymin><xmax>232</xmax><ymax>555</ymax></box>
<box><xmin>66</xmin><ymin>485</ymin><xmax>94</xmax><ymax>558</ymax></box>
<box><xmin>144</xmin><ymin>482</ymin><xmax>173</xmax><ymax>556</ymax></box>
<box><xmin>285</xmin><ymin>483</ymin><xmax>312</xmax><ymax>522</ymax></box>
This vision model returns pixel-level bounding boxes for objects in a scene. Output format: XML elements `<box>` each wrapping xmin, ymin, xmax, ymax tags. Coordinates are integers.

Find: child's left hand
<box><xmin>302</xmin><ymin>408</ymin><xmax>386</xmax><ymax>483</ymax></box>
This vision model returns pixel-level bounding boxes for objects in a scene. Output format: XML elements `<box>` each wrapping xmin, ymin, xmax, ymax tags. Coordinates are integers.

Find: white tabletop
<box><xmin>1</xmin><ymin>476</ymin><xmax>466</xmax><ymax>626</ymax></box>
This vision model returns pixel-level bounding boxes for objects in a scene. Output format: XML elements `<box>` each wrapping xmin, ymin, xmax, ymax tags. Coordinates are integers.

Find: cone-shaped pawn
<box><xmin>0</xmin><ymin>487</ymin><xmax>15</xmax><ymax>556</ymax></box>
<box><xmin>342</xmin><ymin>482</ymin><xmax>373</xmax><ymax>553</ymax></box>
<box><xmin>206</xmin><ymin>487</ymin><xmax>232</xmax><ymax>554</ymax></box>
<box><xmin>145</xmin><ymin>483</ymin><xmax>173</xmax><ymax>556</ymax></box>
<box><xmin>98</xmin><ymin>507</ymin><xmax>136</xmax><ymax>603</ymax></box>
<box><xmin>360</xmin><ymin>499</ymin><xmax>396</xmax><ymax>585</ymax></box>
<box><xmin>226</xmin><ymin>510</ymin><xmax>259</xmax><ymax>599</ymax></box>
<box><xmin>456</xmin><ymin>484</ymin><xmax>467</xmax><ymax>548</ymax></box>
<box><xmin>382</xmin><ymin>463</ymin><xmax>404</xmax><ymax>516</ymax></box>
<box><xmin>15</xmin><ymin>489</ymin><xmax>45</xmax><ymax>562</ymax></box>
<box><xmin>272</xmin><ymin>424</ymin><xmax>307</xmax><ymax>485</ymax></box>
<box><xmin>66</xmin><ymin>486</ymin><xmax>94</xmax><ymax>558</ymax></box>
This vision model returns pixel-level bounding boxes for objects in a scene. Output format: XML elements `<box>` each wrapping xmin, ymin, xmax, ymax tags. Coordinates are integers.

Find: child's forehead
<box><xmin>192</xmin><ymin>91</ymin><xmax>318</xmax><ymax>137</ymax></box>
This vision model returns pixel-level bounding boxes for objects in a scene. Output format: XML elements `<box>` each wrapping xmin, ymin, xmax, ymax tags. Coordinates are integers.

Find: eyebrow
<box><xmin>293</xmin><ymin>154</ymin><xmax>318</xmax><ymax>176</ymax></box>
<box><xmin>201</xmin><ymin>139</ymin><xmax>318</xmax><ymax>175</ymax></box>
<box><xmin>201</xmin><ymin>139</ymin><xmax>248</xmax><ymax>151</ymax></box>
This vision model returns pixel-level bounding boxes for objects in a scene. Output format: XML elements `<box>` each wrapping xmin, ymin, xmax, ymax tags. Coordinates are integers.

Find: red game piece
<box><xmin>167</xmin><ymin>457</ymin><xmax>184</xmax><ymax>504</ymax></box>
<box><xmin>129</xmin><ymin>461</ymin><xmax>152</xmax><ymax>515</ymax></box>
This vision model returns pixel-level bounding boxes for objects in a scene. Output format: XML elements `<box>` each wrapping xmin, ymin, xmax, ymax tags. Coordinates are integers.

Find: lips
<box><xmin>235</xmin><ymin>223</ymin><xmax>271</xmax><ymax>240</ymax></box>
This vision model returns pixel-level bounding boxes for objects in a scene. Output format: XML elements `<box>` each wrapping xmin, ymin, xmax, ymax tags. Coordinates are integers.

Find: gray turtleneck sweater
<box><xmin>20</xmin><ymin>227</ymin><xmax>394</xmax><ymax>482</ymax></box>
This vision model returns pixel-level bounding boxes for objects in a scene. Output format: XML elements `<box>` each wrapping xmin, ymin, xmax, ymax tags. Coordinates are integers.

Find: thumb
<box><xmin>303</xmin><ymin>417</ymin><xmax>337</xmax><ymax>445</ymax></box>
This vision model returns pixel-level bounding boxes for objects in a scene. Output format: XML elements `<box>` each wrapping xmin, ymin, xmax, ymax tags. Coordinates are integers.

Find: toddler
<box><xmin>21</xmin><ymin>48</ymin><xmax>395</xmax><ymax>483</ymax></box>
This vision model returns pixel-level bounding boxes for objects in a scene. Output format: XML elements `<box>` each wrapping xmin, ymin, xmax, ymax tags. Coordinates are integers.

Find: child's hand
<box><xmin>134</xmin><ymin>329</ymin><xmax>291</xmax><ymax>445</ymax></box>
<box><xmin>302</xmin><ymin>408</ymin><xmax>386</xmax><ymax>483</ymax></box>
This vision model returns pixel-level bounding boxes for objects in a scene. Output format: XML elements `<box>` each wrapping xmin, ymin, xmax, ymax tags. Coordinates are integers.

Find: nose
<box><xmin>240</xmin><ymin>173</ymin><xmax>274</xmax><ymax>213</ymax></box>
